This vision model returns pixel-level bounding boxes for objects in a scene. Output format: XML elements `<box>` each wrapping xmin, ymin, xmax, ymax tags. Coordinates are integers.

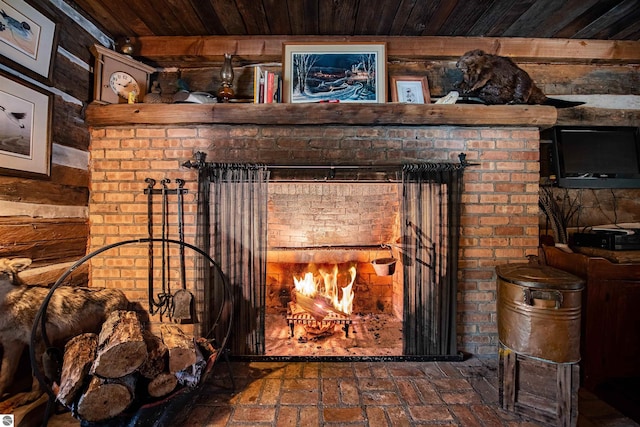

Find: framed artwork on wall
<box><xmin>0</xmin><ymin>0</ymin><xmax>58</xmax><ymax>85</ymax></box>
<box><xmin>282</xmin><ymin>42</ymin><xmax>386</xmax><ymax>103</ymax></box>
<box><xmin>390</xmin><ymin>76</ymin><xmax>430</xmax><ymax>104</ymax></box>
<box><xmin>0</xmin><ymin>71</ymin><xmax>52</xmax><ymax>177</ymax></box>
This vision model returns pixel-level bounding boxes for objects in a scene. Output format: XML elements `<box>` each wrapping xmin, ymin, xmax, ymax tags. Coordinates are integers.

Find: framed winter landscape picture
<box><xmin>283</xmin><ymin>42</ymin><xmax>386</xmax><ymax>103</ymax></box>
<box><xmin>0</xmin><ymin>72</ymin><xmax>52</xmax><ymax>177</ymax></box>
<box><xmin>0</xmin><ymin>0</ymin><xmax>58</xmax><ymax>85</ymax></box>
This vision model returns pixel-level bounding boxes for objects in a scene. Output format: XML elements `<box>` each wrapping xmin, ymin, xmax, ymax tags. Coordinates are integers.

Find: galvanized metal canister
<box><xmin>496</xmin><ymin>263</ymin><xmax>584</xmax><ymax>363</ymax></box>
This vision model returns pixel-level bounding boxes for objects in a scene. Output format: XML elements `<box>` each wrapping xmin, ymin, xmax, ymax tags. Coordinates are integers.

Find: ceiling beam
<box><xmin>132</xmin><ymin>35</ymin><xmax>640</xmax><ymax>67</ymax></box>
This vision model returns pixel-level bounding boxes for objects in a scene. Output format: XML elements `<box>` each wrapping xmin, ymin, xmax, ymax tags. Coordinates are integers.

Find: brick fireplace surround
<box><xmin>88</xmin><ymin>123</ymin><xmax>540</xmax><ymax>357</ymax></box>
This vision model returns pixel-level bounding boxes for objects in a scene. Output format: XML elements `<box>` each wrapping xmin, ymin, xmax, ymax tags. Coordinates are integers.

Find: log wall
<box><xmin>0</xmin><ymin>0</ymin><xmax>100</xmax><ymax>279</ymax></box>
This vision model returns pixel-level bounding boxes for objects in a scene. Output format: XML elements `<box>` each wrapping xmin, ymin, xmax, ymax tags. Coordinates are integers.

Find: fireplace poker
<box><xmin>145</xmin><ymin>177</ymin><xmax>157</xmax><ymax>314</ymax></box>
<box><xmin>172</xmin><ymin>178</ymin><xmax>195</xmax><ymax>323</ymax></box>
<box><xmin>159</xmin><ymin>178</ymin><xmax>172</xmax><ymax>320</ymax></box>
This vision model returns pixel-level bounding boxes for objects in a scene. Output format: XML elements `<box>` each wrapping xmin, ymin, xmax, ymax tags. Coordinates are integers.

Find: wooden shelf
<box><xmin>85</xmin><ymin>103</ymin><xmax>558</xmax><ymax>127</ymax></box>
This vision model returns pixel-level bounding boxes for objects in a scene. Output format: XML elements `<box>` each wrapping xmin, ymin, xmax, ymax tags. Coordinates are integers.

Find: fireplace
<box><xmin>86</xmin><ymin>118</ymin><xmax>544</xmax><ymax>359</ymax></box>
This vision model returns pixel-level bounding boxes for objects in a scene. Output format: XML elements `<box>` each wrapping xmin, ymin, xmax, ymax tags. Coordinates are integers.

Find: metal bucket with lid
<box><xmin>496</xmin><ymin>263</ymin><xmax>584</xmax><ymax>363</ymax></box>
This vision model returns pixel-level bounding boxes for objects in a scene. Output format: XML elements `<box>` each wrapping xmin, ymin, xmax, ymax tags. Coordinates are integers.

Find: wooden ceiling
<box><xmin>68</xmin><ymin>0</ymin><xmax>640</xmax><ymax>41</ymax></box>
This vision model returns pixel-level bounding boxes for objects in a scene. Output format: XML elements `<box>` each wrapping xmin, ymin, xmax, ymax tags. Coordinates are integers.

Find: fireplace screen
<box><xmin>191</xmin><ymin>153</ymin><xmax>465</xmax><ymax>358</ymax></box>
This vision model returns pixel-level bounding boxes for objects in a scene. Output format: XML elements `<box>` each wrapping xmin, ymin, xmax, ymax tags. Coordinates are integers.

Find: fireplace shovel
<box><xmin>172</xmin><ymin>179</ymin><xmax>195</xmax><ymax>323</ymax></box>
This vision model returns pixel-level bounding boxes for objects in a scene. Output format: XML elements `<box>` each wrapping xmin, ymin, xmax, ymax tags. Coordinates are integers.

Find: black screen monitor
<box><xmin>552</xmin><ymin>126</ymin><xmax>640</xmax><ymax>188</ymax></box>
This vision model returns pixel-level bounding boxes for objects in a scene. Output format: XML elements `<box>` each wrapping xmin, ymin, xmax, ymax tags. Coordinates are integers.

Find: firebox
<box><xmin>264</xmin><ymin>181</ymin><xmax>404</xmax><ymax>357</ymax></box>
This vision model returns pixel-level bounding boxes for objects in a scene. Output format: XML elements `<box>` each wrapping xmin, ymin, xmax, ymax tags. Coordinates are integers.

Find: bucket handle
<box><xmin>523</xmin><ymin>289</ymin><xmax>563</xmax><ymax>309</ymax></box>
<box><xmin>374</xmin><ymin>244</ymin><xmax>394</xmax><ymax>261</ymax></box>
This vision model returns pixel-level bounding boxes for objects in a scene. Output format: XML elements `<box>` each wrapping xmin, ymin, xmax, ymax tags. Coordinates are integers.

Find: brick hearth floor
<box><xmin>177</xmin><ymin>357</ymin><xmax>638</xmax><ymax>427</ymax></box>
<box><xmin>45</xmin><ymin>356</ymin><xmax>637</xmax><ymax>426</ymax></box>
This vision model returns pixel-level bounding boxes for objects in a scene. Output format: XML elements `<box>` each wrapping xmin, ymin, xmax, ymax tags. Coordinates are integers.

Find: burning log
<box><xmin>161</xmin><ymin>324</ymin><xmax>197</xmax><ymax>373</ymax></box>
<box><xmin>294</xmin><ymin>292</ymin><xmax>348</xmax><ymax>321</ymax></box>
<box><xmin>56</xmin><ymin>333</ymin><xmax>98</xmax><ymax>407</ymax></box>
<box><xmin>76</xmin><ymin>374</ymin><xmax>136</xmax><ymax>422</ymax></box>
<box><xmin>90</xmin><ymin>310</ymin><xmax>147</xmax><ymax>378</ymax></box>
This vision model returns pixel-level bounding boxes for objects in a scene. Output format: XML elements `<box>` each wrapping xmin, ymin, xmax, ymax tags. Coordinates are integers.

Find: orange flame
<box><xmin>293</xmin><ymin>265</ymin><xmax>356</xmax><ymax>315</ymax></box>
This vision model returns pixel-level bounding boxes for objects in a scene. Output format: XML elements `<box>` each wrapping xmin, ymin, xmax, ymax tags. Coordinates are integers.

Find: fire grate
<box><xmin>287</xmin><ymin>303</ymin><xmax>352</xmax><ymax>338</ymax></box>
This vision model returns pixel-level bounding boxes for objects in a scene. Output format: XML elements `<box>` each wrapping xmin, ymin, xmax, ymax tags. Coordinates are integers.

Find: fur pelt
<box><xmin>0</xmin><ymin>258</ymin><xmax>129</xmax><ymax>407</ymax></box>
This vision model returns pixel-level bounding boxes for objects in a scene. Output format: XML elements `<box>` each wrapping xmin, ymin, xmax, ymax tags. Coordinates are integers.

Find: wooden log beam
<box><xmin>85</xmin><ymin>103</ymin><xmax>558</xmax><ymax>127</ymax></box>
<box><xmin>132</xmin><ymin>36</ymin><xmax>640</xmax><ymax>66</ymax></box>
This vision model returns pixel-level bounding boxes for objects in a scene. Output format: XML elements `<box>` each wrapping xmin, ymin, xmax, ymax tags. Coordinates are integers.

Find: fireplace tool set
<box><xmin>144</xmin><ymin>177</ymin><xmax>194</xmax><ymax>322</ymax></box>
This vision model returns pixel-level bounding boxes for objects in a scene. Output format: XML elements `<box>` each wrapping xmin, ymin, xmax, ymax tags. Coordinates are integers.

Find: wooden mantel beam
<box><xmin>132</xmin><ymin>36</ymin><xmax>640</xmax><ymax>67</ymax></box>
<box><xmin>85</xmin><ymin>103</ymin><xmax>557</xmax><ymax>128</ymax></box>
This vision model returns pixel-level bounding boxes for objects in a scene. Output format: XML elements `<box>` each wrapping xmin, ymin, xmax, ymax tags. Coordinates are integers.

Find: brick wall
<box><xmin>88</xmin><ymin>124</ymin><xmax>540</xmax><ymax>356</ymax></box>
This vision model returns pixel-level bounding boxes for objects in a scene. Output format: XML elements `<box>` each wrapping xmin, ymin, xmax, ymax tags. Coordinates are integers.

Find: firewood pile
<box><xmin>53</xmin><ymin>310</ymin><xmax>218</xmax><ymax>423</ymax></box>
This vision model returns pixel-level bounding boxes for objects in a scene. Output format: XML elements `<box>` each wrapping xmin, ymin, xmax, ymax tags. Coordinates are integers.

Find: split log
<box><xmin>160</xmin><ymin>324</ymin><xmax>197</xmax><ymax>373</ymax></box>
<box><xmin>138</xmin><ymin>329</ymin><xmax>168</xmax><ymax>379</ymax></box>
<box><xmin>147</xmin><ymin>372</ymin><xmax>178</xmax><ymax>398</ymax></box>
<box><xmin>76</xmin><ymin>375</ymin><xmax>136</xmax><ymax>422</ymax></box>
<box><xmin>90</xmin><ymin>310</ymin><xmax>147</xmax><ymax>378</ymax></box>
<box><xmin>57</xmin><ymin>333</ymin><xmax>98</xmax><ymax>407</ymax></box>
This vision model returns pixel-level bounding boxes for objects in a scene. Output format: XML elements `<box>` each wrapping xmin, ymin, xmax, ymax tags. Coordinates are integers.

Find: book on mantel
<box><xmin>253</xmin><ymin>66</ymin><xmax>281</xmax><ymax>104</ymax></box>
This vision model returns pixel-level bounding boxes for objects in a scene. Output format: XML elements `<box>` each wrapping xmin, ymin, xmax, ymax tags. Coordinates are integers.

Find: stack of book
<box><xmin>253</xmin><ymin>66</ymin><xmax>281</xmax><ymax>103</ymax></box>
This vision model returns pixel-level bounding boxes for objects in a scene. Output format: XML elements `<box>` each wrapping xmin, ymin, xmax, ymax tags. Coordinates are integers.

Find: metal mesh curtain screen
<box><xmin>195</xmin><ymin>161</ymin><xmax>269</xmax><ymax>355</ymax></box>
<box><xmin>401</xmin><ymin>163</ymin><xmax>464</xmax><ymax>356</ymax></box>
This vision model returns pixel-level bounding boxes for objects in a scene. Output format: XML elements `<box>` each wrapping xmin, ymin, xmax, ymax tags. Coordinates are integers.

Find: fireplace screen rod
<box><xmin>182</xmin><ymin>152</ymin><xmax>473</xmax><ymax>182</ymax></box>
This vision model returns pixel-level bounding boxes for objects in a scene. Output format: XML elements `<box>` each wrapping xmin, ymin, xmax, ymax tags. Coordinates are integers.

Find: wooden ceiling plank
<box><xmin>69</xmin><ymin>0</ymin><xmax>139</xmax><ymax>38</ymax></box>
<box><xmin>552</xmin><ymin>0</ymin><xmax>621</xmax><ymax>38</ymax></box>
<box><xmin>401</xmin><ymin>0</ymin><xmax>448</xmax><ymax>36</ymax></box>
<box><xmin>572</xmin><ymin>0</ymin><xmax>640</xmax><ymax>39</ymax></box>
<box><xmin>208</xmin><ymin>0</ymin><xmax>246</xmax><ymax>34</ymax></box>
<box><xmin>611</xmin><ymin>19</ymin><xmax>640</xmax><ymax>40</ymax></box>
<box><xmin>502</xmin><ymin>0</ymin><xmax>565</xmax><ymax>37</ymax></box>
<box><xmin>187</xmin><ymin>0</ymin><xmax>226</xmax><ymax>35</ymax></box>
<box><xmin>353</xmin><ymin>0</ymin><xmax>400</xmax><ymax>35</ymax></box>
<box><xmin>531</xmin><ymin>0</ymin><xmax>600</xmax><ymax>38</ymax></box>
<box><xmin>437</xmin><ymin>0</ymin><xmax>496</xmax><ymax>36</ymax></box>
<box><xmin>262</xmin><ymin>0</ymin><xmax>293</xmax><ymax>34</ymax></box>
<box><xmin>481</xmin><ymin>0</ymin><xmax>537</xmax><ymax>37</ymax></box>
<box><xmin>235</xmin><ymin>0</ymin><xmax>271</xmax><ymax>34</ymax></box>
<box><xmin>318</xmin><ymin>0</ymin><xmax>359</xmax><ymax>35</ymax></box>
<box><xmin>162</xmin><ymin>0</ymin><xmax>210</xmax><ymax>35</ymax></box>
<box><xmin>388</xmin><ymin>0</ymin><xmax>419</xmax><ymax>35</ymax></box>
<box><xmin>289</xmin><ymin>0</ymin><xmax>319</xmax><ymax>35</ymax></box>
<box><xmin>133</xmin><ymin>35</ymin><xmax>640</xmax><ymax>65</ymax></box>
<box><xmin>468</xmin><ymin>0</ymin><xmax>524</xmax><ymax>37</ymax></box>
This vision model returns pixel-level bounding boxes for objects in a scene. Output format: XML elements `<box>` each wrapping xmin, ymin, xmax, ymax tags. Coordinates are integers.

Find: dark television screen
<box><xmin>553</xmin><ymin>126</ymin><xmax>640</xmax><ymax>188</ymax></box>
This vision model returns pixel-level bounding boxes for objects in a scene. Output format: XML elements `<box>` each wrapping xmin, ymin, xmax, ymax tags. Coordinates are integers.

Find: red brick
<box><xmin>323</xmin><ymin>407</ymin><xmax>364</xmax><ymax>423</ymax></box>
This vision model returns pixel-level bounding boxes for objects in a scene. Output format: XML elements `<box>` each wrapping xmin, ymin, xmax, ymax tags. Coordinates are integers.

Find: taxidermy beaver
<box><xmin>456</xmin><ymin>49</ymin><xmax>583</xmax><ymax>108</ymax></box>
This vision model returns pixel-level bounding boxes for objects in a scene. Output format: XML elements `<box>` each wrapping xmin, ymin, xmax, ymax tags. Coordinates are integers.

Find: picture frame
<box><xmin>390</xmin><ymin>76</ymin><xmax>431</xmax><ymax>104</ymax></box>
<box><xmin>0</xmin><ymin>0</ymin><xmax>58</xmax><ymax>85</ymax></box>
<box><xmin>0</xmin><ymin>71</ymin><xmax>52</xmax><ymax>178</ymax></box>
<box><xmin>283</xmin><ymin>42</ymin><xmax>386</xmax><ymax>103</ymax></box>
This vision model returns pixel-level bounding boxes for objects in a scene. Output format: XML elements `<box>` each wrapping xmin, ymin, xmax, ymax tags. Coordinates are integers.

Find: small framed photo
<box><xmin>0</xmin><ymin>0</ymin><xmax>58</xmax><ymax>85</ymax></box>
<box><xmin>283</xmin><ymin>42</ymin><xmax>386</xmax><ymax>103</ymax></box>
<box><xmin>390</xmin><ymin>76</ymin><xmax>430</xmax><ymax>104</ymax></box>
<box><xmin>0</xmin><ymin>71</ymin><xmax>53</xmax><ymax>177</ymax></box>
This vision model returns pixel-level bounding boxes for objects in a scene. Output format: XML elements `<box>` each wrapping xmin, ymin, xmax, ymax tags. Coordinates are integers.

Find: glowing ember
<box><xmin>293</xmin><ymin>265</ymin><xmax>356</xmax><ymax>316</ymax></box>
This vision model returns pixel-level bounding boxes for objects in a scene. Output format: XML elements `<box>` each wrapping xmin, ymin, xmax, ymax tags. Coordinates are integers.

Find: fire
<box><xmin>293</xmin><ymin>265</ymin><xmax>356</xmax><ymax>316</ymax></box>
